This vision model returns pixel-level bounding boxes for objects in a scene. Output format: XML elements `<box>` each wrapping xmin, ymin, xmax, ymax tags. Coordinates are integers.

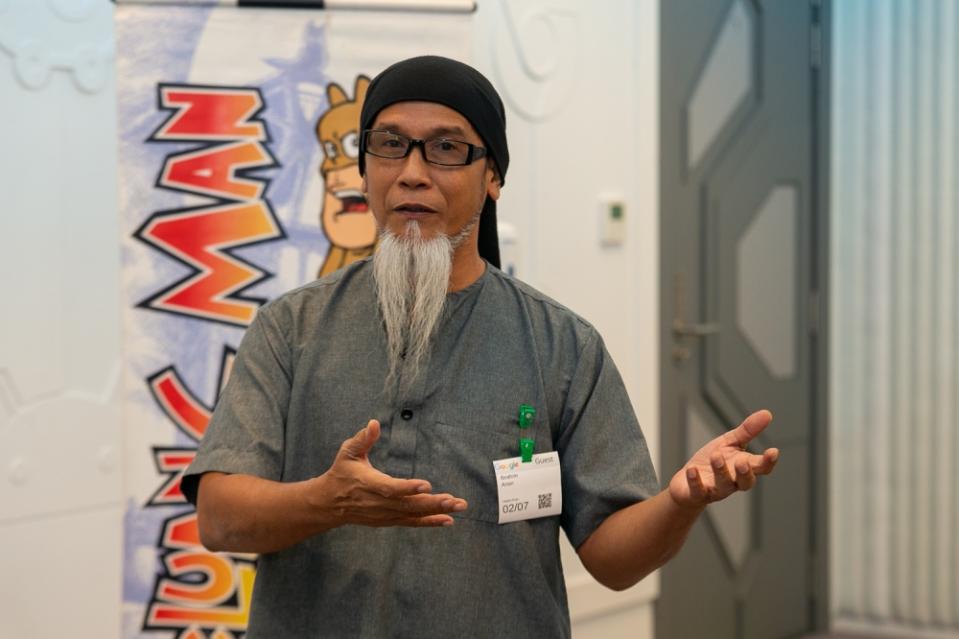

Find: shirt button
<box><xmin>401</xmin><ymin>409</ymin><xmax>413</xmax><ymax>420</ymax></box>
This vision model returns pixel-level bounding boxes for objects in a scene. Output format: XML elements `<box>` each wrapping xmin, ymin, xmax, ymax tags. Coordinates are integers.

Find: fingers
<box><xmin>711</xmin><ymin>452</ymin><xmax>738</xmax><ymax>495</ymax></box>
<box><xmin>328</xmin><ymin>420</ymin><xmax>471</xmax><ymax>528</ymax></box>
<box><xmin>329</xmin><ymin>466</ymin><xmax>468</xmax><ymax>518</ymax></box>
<box><xmin>381</xmin><ymin>513</ymin><xmax>462</xmax><ymax>528</ymax></box>
<box><xmin>325</xmin><ymin>420</ymin><xmax>473</xmax><ymax>529</ymax></box>
<box><xmin>678</xmin><ymin>445</ymin><xmax>779</xmax><ymax>509</ymax></box>
<box><xmin>750</xmin><ymin>448</ymin><xmax>780</xmax><ymax>475</ymax></box>
<box><xmin>405</xmin><ymin>514</ymin><xmax>456</xmax><ymax>528</ymax></box>
<box><xmin>340</xmin><ymin>419</ymin><xmax>381</xmax><ymax>459</ymax></box>
<box><xmin>353</xmin><ymin>494</ymin><xmax>468</xmax><ymax>527</ymax></box>
<box><xmin>723</xmin><ymin>409</ymin><xmax>773</xmax><ymax>450</ymax></box>
<box><xmin>377</xmin><ymin>476</ymin><xmax>433</xmax><ymax>499</ymax></box>
<box><xmin>734</xmin><ymin>457</ymin><xmax>757</xmax><ymax>491</ymax></box>
<box><xmin>370</xmin><ymin>479</ymin><xmax>465</xmax><ymax>513</ymax></box>
<box><xmin>685</xmin><ymin>466</ymin><xmax>707</xmax><ymax>503</ymax></box>
<box><xmin>360</xmin><ymin>469</ymin><xmax>445</xmax><ymax>505</ymax></box>
<box><xmin>730</xmin><ymin>447</ymin><xmax>778</xmax><ymax>492</ymax></box>
<box><xmin>399</xmin><ymin>493</ymin><xmax>468</xmax><ymax>516</ymax></box>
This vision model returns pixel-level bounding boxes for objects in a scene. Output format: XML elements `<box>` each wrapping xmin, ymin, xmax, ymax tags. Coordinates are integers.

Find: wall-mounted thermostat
<box><xmin>599</xmin><ymin>194</ymin><xmax>627</xmax><ymax>247</ymax></box>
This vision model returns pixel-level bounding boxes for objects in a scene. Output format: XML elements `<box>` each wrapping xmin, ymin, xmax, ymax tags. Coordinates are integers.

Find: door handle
<box><xmin>671</xmin><ymin>319</ymin><xmax>720</xmax><ymax>338</ymax></box>
<box><xmin>671</xmin><ymin>272</ymin><xmax>719</xmax><ymax>364</ymax></box>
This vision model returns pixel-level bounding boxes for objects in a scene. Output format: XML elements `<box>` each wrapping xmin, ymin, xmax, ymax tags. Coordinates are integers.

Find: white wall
<box><xmin>0</xmin><ymin>1</ymin><xmax>123</xmax><ymax>637</ymax></box>
<box><xmin>471</xmin><ymin>1</ymin><xmax>660</xmax><ymax>635</ymax></box>
<box><xmin>0</xmin><ymin>1</ymin><xmax>659</xmax><ymax>637</ymax></box>
<box><xmin>831</xmin><ymin>1</ymin><xmax>959</xmax><ymax>637</ymax></box>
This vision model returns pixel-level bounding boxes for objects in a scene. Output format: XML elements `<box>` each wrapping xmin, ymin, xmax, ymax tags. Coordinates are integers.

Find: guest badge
<box><xmin>492</xmin><ymin>451</ymin><xmax>562</xmax><ymax>524</ymax></box>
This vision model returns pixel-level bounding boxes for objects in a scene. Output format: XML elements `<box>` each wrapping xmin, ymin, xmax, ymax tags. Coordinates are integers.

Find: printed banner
<box><xmin>116</xmin><ymin>6</ymin><xmax>469</xmax><ymax>637</ymax></box>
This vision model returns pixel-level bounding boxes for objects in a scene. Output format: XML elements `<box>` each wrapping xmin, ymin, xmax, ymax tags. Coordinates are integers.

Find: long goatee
<box><xmin>372</xmin><ymin>221</ymin><xmax>453</xmax><ymax>392</ymax></box>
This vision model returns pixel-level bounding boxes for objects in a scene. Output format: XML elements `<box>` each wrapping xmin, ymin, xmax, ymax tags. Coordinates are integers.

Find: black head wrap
<box><xmin>358</xmin><ymin>55</ymin><xmax>509</xmax><ymax>268</ymax></box>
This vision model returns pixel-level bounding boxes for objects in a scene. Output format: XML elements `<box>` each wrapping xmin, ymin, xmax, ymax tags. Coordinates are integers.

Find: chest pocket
<box><xmin>416</xmin><ymin>421</ymin><xmax>517</xmax><ymax>524</ymax></box>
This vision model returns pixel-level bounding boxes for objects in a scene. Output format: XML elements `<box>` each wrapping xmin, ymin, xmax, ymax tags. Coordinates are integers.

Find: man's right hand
<box><xmin>307</xmin><ymin>419</ymin><xmax>468</xmax><ymax>528</ymax></box>
<box><xmin>196</xmin><ymin>419</ymin><xmax>466</xmax><ymax>554</ymax></box>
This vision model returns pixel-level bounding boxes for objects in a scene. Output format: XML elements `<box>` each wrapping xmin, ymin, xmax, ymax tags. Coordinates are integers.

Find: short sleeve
<box><xmin>557</xmin><ymin>331</ymin><xmax>660</xmax><ymax>549</ymax></box>
<box><xmin>181</xmin><ymin>305</ymin><xmax>292</xmax><ymax>505</ymax></box>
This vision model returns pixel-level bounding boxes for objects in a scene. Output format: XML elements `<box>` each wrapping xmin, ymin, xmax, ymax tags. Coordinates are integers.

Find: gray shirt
<box><xmin>183</xmin><ymin>259</ymin><xmax>658</xmax><ymax>638</ymax></box>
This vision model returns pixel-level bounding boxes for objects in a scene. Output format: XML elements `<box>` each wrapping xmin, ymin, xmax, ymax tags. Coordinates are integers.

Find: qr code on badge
<box><xmin>538</xmin><ymin>493</ymin><xmax>552</xmax><ymax>510</ymax></box>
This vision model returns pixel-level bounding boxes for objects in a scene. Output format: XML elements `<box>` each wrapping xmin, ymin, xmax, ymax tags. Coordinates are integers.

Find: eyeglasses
<box><xmin>363</xmin><ymin>129</ymin><xmax>487</xmax><ymax>167</ymax></box>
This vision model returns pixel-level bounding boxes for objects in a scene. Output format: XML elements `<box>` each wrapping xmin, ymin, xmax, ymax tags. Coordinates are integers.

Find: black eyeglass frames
<box><xmin>362</xmin><ymin>129</ymin><xmax>487</xmax><ymax>167</ymax></box>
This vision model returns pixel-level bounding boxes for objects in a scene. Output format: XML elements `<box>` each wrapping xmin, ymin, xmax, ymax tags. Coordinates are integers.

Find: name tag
<box><xmin>492</xmin><ymin>452</ymin><xmax>562</xmax><ymax>524</ymax></box>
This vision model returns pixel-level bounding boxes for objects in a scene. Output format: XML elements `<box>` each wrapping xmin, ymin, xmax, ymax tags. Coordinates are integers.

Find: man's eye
<box><xmin>382</xmin><ymin>137</ymin><xmax>404</xmax><ymax>148</ymax></box>
<box><xmin>435</xmin><ymin>140</ymin><xmax>458</xmax><ymax>151</ymax></box>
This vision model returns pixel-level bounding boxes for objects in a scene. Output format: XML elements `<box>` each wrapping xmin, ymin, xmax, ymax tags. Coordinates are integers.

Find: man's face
<box><xmin>362</xmin><ymin>101</ymin><xmax>501</xmax><ymax>243</ymax></box>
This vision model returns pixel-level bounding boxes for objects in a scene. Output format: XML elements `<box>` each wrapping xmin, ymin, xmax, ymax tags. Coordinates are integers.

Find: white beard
<box><xmin>372</xmin><ymin>221</ymin><xmax>454</xmax><ymax>392</ymax></box>
<box><xmin>372</xmin><ymin>212</ymin><xmax>483</xmax><ymax>392</ymax></box>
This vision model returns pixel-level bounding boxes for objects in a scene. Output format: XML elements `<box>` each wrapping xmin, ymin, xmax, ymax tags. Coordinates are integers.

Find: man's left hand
<box><xmin>668</xmin><ymin>409</ymin><xmax>779</xmax><ymax>511</ymax></box>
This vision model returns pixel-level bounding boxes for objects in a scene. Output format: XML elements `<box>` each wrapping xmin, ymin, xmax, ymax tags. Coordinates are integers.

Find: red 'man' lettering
<box><xmin>137</xmin><ymin>200</ymin><xmax>282</xmax><ymax>326</ymax></box>
<box><xmin>161</xmin><ymin>140</ymin><xmax>273</xmax><ymax>201</ymax></box>
<box><xmin>155</xmin><ymin>86</ymin><xmax>266</xmax><ymax>141</ymax></box>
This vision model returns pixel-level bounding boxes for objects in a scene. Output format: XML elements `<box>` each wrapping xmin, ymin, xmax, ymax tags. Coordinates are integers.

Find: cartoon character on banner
<box><xmin>316</xmin><ymin>76</ymin><xmax>377</xmax><ymax>277</ymax></box>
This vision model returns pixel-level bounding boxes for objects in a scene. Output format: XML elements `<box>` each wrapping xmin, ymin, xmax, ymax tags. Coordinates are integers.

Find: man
<box><xmin>183</xmin><ymin>56</ymin><xmax>778</xmax><ymax>638</ymax></box>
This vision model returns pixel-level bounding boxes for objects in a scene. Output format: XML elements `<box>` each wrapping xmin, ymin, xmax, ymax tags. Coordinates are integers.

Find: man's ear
<box><xmin>485</xmin><ymin>162</ymin><xmax>501</xmax><ymax>201</ymax></box>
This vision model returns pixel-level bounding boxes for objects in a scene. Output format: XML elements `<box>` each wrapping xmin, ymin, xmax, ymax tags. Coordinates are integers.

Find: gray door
<box><xmin>658</xmin><ymin>1</ymin><xmax>825</xmax><ymax>637</ymax></box>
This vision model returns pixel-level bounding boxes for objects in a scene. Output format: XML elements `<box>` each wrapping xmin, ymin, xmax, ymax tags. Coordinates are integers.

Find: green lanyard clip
<box><xmin>519</xmin><ymin>437</ymin><xmax>535</xmax><ymax>463</ymax></box>
<box><xmin>518</xmin><ymin>404</ymin><xmax>536</xmax><ymax>462</ymax></box>
<box><xmin>518</xmin><ymin>404</ymin><xmax>536</xmax><ymax>428</ymax></box>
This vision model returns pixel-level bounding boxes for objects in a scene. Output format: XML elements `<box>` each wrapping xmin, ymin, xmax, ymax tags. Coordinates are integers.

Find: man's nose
<box><xmin>397</xmin><ymin>143</ymin><xmax>432</xmax><ymax>188</ymax></box>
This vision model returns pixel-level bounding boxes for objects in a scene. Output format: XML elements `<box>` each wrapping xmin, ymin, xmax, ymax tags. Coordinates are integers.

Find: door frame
<box><xmin>811</xmin><ymin>0</ymin><xmax>831</xmax><ymax>632</ymax></box>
